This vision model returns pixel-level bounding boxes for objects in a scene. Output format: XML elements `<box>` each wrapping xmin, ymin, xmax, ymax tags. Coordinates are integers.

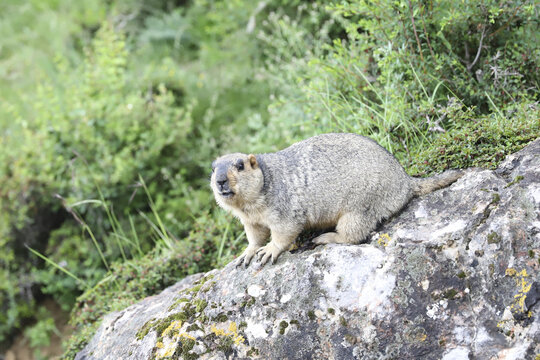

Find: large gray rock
<box><xmin>76</xmin><ymin>139</ymin><xmax>540</xmax><ymax>360</ymax></box>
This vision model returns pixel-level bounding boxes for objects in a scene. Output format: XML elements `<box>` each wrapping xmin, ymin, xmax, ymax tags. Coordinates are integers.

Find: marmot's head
<box><xmin>210</xmin><ymin>153</ymin><xmax>263</xmax><ymax>208</ymax></box>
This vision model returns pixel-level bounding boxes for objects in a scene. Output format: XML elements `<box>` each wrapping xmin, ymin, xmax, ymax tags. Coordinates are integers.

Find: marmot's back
<box><xmin>261</xmin><ymin>133</ymin><xmax>413</xmax><ymax>227</ymax></box>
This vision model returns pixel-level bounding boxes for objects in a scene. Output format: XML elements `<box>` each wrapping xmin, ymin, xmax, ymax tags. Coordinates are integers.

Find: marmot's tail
<box><xmin>412</xmin><ymin>169</ymin><xmax>464</xmax><ymax>196</ymax></box>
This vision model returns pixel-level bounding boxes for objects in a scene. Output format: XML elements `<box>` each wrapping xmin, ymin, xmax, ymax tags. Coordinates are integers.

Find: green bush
<box><xmin>328</xmin><ymin>0</ymin><xmax>538</xmax><ymax>107</ymax></box>
<box><xmin>259</xmin><ymin>0</ymin><xmax>539</xmax><ymax>163</ymax></box>
<box><xmin>24</xmin><ymin>308</ymin><xmax>59</xmax><ymax>359</ymax></box>
<box><xmin>0</xmin><ymin>21</ymin><xmax>194</xmax><ymax>342</ymax></box>
<box><xmin>411</xmin><ymin>100</ymin><xmax>540</xmax><ymax>174</ymax></box>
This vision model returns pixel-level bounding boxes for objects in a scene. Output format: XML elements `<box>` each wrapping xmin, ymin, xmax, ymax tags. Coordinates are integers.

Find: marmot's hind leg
<box><xmin>312</xmin><ymin>212</ymin><xmax>373</xmax><ymax>245</ymax></box>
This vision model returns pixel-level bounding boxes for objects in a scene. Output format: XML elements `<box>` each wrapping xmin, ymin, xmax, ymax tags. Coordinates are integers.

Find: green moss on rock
<box><xmin>154</xmin><ymin>313</ymin><xmax>188</xmax><ymax>336</ymax></box>
<box><xmin>136</xmin><ymin>318</ymin><xmax>158</xmax><ymax>340</ymax></box>
<box><xmin>279</xmin><ymin>321</ymin><xmax>289</xmax><ymax>335</ymax></box>
<box><xmin>505</xmin><ymin>175</ymin><xmax>524</xmax><ymax>188</ymax></box>
<box><xmin>443</xmin><ymin>289</ymin><xmax>458</xmax><ymax>300</ymax></box>
<box><xmin>410</xmin><ymin>107</ymin><xmax>539</xmax><ymax>175</ymax></box>
<box><xmin>213</xmin><ymin>313</ymin><xmax>228</xmax><ymax>322</ymax></box>
<box><xmin>175</xmin><ymin>337</ymin><xmax>197</xmax><ymax>360</ymax></box>
<box><xmin>186</xmin><ymin>323</ymin><xmax>202</xmax><ymax>332</ymax></box>
<box><xmin>194</xmin><ymin>298</ymin><xmax>208</xmax><ymax>313</ymax></box>
<box><xmin>241</xmin><ymin>297</ymin><xmax>256</xmax><ymax>308</ymax></box>
<box><xmin>487</xmin><ymin>232</ymin><xmax>501</xmax><ymax>244</ymax></box>
<box><xmin>216</xmin><ymin>334</ymin><xmax>234</xmax><ymax>352</ymax></box>
<box><xmin>169</xmin><ymin>297</ymin><xmax>190</xmax><ymax>312</ymax></box>
<box><xmin>247</xmin><ymin>347</ymin><xmax>260</xmax><ymax>357</ymax></box>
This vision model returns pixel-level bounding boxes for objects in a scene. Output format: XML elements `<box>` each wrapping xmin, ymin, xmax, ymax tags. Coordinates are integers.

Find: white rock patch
<box><xmin>279</xmin><ymin>294</ymin><xmax>291</xmax><ymax>303</ymax></box>
<box><xmin>431</xmin><ymin>220</ymin><xmax>467</xmax><ymax>240</ymax></box>
<box><xmin>245</xmin><ymin>320</ymin><xmax>268</xmax><ymax>339</ymax></box>
<box><xmin>319</xmin><ymin>246</ymin><xmax>395</xmax><ymax>318</ymax></box>
<box><xmin>442</xmin><ymin>347</ymin><xmax>470</xmax><ymax>360</ymax></box>
<box><xmin>247</xmin><ymin>284</ymin><xmax>265</xmax><ymax>298</ymax></box>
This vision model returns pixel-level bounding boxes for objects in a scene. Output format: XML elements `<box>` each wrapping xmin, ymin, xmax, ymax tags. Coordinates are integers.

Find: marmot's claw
<box><xmin>235</xmin><ymin>256</ymin><xmax>246</xmax><ymax>268</ymax></box>
<box><xmin>256</xmin><ymin>243</ymin><xmax>282</xmax><ymax>266</ymax></box>
<box><xmin>236</xmin><ymin>247</ymin><xmax>259</xmax><ymax>268</ymax></box>
<box><xmin>259</xmin><ymin>252</ymin><xmax>272</xmax><ymax>265</ymax></box>
<box><xmin>235</xmin><ymin>256</ymin><xmax>251</xmax><ymax>268</ymax></box>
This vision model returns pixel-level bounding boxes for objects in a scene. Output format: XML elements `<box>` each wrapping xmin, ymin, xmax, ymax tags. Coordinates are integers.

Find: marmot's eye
<box><xmin>236</xmin><ymin>159</ymin><xmax>244</xmax><ymax>171</ymax></box>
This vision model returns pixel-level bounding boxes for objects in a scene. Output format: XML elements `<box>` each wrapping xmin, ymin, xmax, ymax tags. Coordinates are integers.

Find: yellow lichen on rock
<box><xmin>506</xmin><ymin>268</ymin><xmax>532</xmax><ymax>313</ymax></box>
<box><xmin>155</xmin><ymin>339</ymin><xmax>177</xmax><ymax>359</ymax></box>
<box><xmin>176</xmin><ymin>332</ymin><xmax>196</xmax><ymax>341</ymax></box>
<box><xmin>162</xmin><ymin>320</ymin><xmax>183</xmax><ymax>337</ymax></box>
<box><xmin>161</xmin><ymin>345</ymin><xmax>176</xmax><ymax>358</ymax></box>
<box><xmin>210</xmin><ymin>322</ymin><xmax>245</xmax><ymax>346</ymax></box>
<box><xmin>377</xmin><ymin>233</ymin><xmax>391</xmax><ymax>247</ymax></box>
<box><xmin>514</xmin><ymin>270</ymin><xmax>532</xmax><ymax>313</ymax></box>
<box><xmin>153</xmin><ymin>319</ymin><xmax>247</xmax><ymax>359</ymax></box>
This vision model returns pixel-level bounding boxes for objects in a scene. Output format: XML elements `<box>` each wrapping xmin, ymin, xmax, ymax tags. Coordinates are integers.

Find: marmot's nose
<box><xmin>216</xmin><ymin>175</ymin><xmax>228</xmax><ymax>187</ymax></box>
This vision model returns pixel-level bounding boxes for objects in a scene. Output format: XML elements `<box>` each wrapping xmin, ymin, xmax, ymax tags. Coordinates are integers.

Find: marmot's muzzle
<box><xmin>215</xmin><ymin>168</ymin><xmax>234</xmax><ymax>198</ymax></box>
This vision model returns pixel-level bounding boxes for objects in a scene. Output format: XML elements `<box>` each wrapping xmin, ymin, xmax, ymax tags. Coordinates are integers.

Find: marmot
<box><xmin>210</xmin><ymin>133</ymin><xmax>463</xmax><ymax>266</ymax></box>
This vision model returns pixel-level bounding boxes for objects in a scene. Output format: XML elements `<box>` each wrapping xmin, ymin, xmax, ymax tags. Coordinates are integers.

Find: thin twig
<box><xmin>400</xmin><ymin>137</ymin><xmax>411</xmax><ymax>159</ymax></box>
<box><xmin>464</xmin><ymin>41</ymin><xmax>470</xmax><ymax>65</ymax></box>
<box><xmin>489</xmin><ymin>5</ymin><xmax>522</xmax><ymax>39</ymax></box>
<box><xmin>420</xmin><ymin>5</ymin><xmax>435</xmax><ymax>59</ymax></box>
<box><xmin>399</xmin><ymin>11</ymin><xmax>415</xmax><ymax>56</ymax></box>
<box><xmin>467</xmin><ymin>26</ymin><xmax>486</xmax><ymax>71</ymax></box>
<box><xmin>55</xmin><ymin>193</ymin><xmax>86</xmax><ymax>227</ymax></box>
<box><xmin>365</xmin><ymin>6</ymin><xmax>393</xmax><ymax>45</ymax></box>
<box><xmin>408</xmin><ymin>0</ymin><xmax>425</xmax><ymax>63</ymax></box>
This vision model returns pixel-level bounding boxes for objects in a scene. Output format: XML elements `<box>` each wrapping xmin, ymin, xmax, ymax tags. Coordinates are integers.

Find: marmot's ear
<box><xmin>248</xmin><ymin>154</ymin><xmax>258</xmax><ymax>169</ymax></box>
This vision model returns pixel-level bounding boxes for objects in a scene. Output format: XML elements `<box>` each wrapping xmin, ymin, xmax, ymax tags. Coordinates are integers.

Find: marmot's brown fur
<box><xmin>211</xmin><ymin>133</ymin><xmax>463</xmax><ymax>266</ymax></box>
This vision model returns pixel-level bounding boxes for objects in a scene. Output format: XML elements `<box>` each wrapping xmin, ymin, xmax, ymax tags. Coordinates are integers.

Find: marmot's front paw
<box><xmin>256</xmin><ymin>242</ymin><xmax>284</xmax><ymax>265</ymax></box>
<box><xmin>235</xmin><ymin>246</ymin><xmax>260</xmax><ymax>268</ymax></box>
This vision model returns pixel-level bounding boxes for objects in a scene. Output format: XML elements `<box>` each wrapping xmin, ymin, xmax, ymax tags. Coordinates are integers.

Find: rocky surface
<box><xmin>76</xmin><ymin>139</ymin><xmax>540</xmax><ymax>360</ymax></box>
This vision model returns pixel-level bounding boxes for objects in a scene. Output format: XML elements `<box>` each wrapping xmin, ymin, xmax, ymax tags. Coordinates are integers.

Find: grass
<box><xmin>27</xmin><ymin>172</ymin><xmax>185</xmax><ymax>295</ymax></box>
<box><xmin>41</xmin><ymin>174</ymin><xmax>243</xmax><ymax>358</ymax></box>
<box><xmin>305</xmin><ymin>54</ymin><xmax>453</xmax><ymax>164</ymax></box>
<box><xmin>409</xmin><ymin>100</ymin><xmax>539</xmax><ymax>175</ymax></box>
<box><xmin>26</xmin><ymin>246</ymin><xmax>86</xmax><ymax>288</ymax></box>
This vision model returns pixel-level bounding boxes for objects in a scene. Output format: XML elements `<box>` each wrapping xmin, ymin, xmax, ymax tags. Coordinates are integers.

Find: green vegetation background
<box><xmin>0</xmin><ymin>0</ymin><xmax>538</xmax><ymax>358</ymax></box>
